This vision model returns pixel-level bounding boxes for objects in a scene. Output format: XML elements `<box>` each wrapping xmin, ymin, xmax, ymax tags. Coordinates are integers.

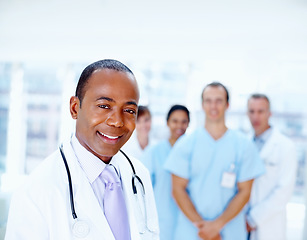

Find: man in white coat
<box><xmin>246</xmin><ymin>93</ymin><xmax>297</xmax><ymax>240</ymax></box>
<box><xmin>5</xmin><ymin>59</ymin><xmax>159</xmax><ymax>240</ymax></box>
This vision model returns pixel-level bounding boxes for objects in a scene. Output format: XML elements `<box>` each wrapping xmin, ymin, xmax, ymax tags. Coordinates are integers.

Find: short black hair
<box><xmin>75</xmin><ymin>59</ymin><xmax>134</xmax><ymax>105</ymax></box>
<box><xmin>249</xmin><ymin>93</ymin><xmax>271</xmax><ymax>109</ymax></box>
<box><xmin>166</xmin><ymin>104</ymin><xmax>190</xmax><ymax>122</ymax></box>
<box><xmin>201</xmin><ymin>81</ymin><xmax>229</xmax><ymax>103</ymax></box>
<box><xmin>137</xmin><ymin>105</ymin><xmax>151</xmax><ymax>120</ymax></box>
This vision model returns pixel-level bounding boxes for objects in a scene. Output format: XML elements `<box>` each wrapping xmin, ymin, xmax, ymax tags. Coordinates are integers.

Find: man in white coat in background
<box><xmin>5</xmin><ymin>59</ymin><xmax>159</xmax><ymax>240</ymax></box>
<box><xmin>246</xmin><ymin>93</ymin><xmax>297</xmax><ymax>240</ymax></box>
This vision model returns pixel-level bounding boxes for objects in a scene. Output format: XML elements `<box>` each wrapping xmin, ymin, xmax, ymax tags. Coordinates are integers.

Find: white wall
<box><xmin>0</xmin><ymin>0</ymin><xmax>306</xmax><ymax>64</ymax></box>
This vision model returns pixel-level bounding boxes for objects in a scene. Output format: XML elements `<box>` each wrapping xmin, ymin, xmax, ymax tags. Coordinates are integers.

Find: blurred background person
<box><xmin>164</xmin><ymin>82</ymin><xmax>265</xmax><ymax>240</ymax></box>
<box><xmin>142</xmin><ymin>104</ymin><xmax>190</xmax><ymax>240</ymax></box>
<box><xmin>246</xmin><ymin>94</ymin><xmax>298</xmax><ymax>240</ymax></box>
<box><xmin>122</xmin><ymin>105</ymin><xmax>153</xmax><ymax>159</ymax></box>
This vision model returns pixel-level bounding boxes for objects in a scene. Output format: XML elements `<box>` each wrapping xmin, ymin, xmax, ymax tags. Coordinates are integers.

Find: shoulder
<box><xmin>227</xmin><ymin>130</ymin><xmax>258</xmax><ymax>156</ymax></box>
<box><xmin>149</xmin><ymin>139</ymin><xmax>169</xmax><ymax>151</ymax></box>
<box><xmin>228</xmin><ymin>129</ymin><xmax>249</xmax><ymax>140</ymax></box>
<box><xmin>30</xmin><ymin>150</ymin><xmax>63</xmax><ymax>181</ymax></box>
<box><xmin>176</xmin><ymin>128</ymin><xmax>203</xmax><ymax>144</ymax></box>
<box><xmin>12</xmin><ymin>150</ymin><xmax>64</xmax><ymax>200</ymax></box>
<box><xmin>272</xmin><ymin>129</ymin><xmax>294</xmax><ymax>144</ymax></box>
<box><xmin>270</xmin><ymin>129</ymin><xmax>296</xmax><ymax>154</ymax></box>
<box><xmin>227</xmin><ymin>129</ymin><xmax>252</xmax><ymax>146</ymax></box>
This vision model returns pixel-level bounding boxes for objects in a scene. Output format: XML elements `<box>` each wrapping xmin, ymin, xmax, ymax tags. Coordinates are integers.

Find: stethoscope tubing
<box><xmin>59</xmin><ymin>146</ymin><xmax>145</xmax><ymax>220</ymax></box>
<box><xmin>119</xmin><ymin>149</ymin><xmax>145</xmax><ymax>195</ymax></box>
<box><xmin>59</xmin><ymin>146</ymin><xmax>78</xmax><ymax>219</ymax></box>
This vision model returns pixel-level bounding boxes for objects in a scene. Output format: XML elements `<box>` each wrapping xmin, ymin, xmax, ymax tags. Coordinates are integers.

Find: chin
<box><xmin>95</xmin><ymin>148</ymin><xmax>120</xmax><ymax>160</ymax></box>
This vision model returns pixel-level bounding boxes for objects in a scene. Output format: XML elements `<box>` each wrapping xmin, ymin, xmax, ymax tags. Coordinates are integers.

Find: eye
<box><xmin>98</xmin><ymin>104</ymin><xmax>110</xmax><ymax>109</ymax></box>
<box><xmin>125</xmin><ymin>109</ymin><xmax>137</xmax><ymax>115</ymax></box>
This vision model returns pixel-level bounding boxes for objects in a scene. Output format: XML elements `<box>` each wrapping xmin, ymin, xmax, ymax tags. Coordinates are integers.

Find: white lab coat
<box><xmin>248</xmin><ymin>129</ymin><xmax>297</xmax><ymax>240</ymax></box>
<box><xmin>5</xmin><ymin>138</ymin><xmax>159</xmax><ymax>240</ymax></box>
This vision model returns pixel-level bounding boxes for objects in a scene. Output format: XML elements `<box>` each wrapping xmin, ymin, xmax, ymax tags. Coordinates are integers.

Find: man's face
<box><xmin>247</xmin><ymin>98</ymin><xmax>271</xmax><ymax>136</ymax></box>
<box><xmin>70</xmin><ymin>69</ymin><xmax>139</xmax><ymax>163</ymax></box>
<box><xmin>202</xmin><ymin>86</ymin><xmax>229</xmax><ymax>122</ymax></box>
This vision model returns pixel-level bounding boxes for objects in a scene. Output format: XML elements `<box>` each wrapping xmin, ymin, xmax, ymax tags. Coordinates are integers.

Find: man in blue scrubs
<box><xmin>164</xmin><ymin>82</ymin><xmax>265</xmax><ymax>240</ymax></box>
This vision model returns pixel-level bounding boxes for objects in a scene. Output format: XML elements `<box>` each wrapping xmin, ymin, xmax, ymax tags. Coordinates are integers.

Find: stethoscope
<box><xmin>59</xmin><ymin>145</ymin><xmax>153</xmax><ymax>238</ymax></box>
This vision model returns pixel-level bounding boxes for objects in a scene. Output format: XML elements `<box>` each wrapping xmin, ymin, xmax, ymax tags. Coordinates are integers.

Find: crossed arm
<box><xmin>172</xmin><ymin>174</ymin><xmax>253</xmax><ymax>240</ymax></box>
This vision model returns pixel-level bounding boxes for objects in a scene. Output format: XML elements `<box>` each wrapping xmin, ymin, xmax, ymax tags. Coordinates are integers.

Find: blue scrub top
<box><xmin>164</xmin><ymin>128</ymin><xmax>265</xmax><ymax>240</ymax></box>
<box><xmin>142</xmin><ymin>139</ymin><xmax>179</xmax><ymax>240</ymax></box>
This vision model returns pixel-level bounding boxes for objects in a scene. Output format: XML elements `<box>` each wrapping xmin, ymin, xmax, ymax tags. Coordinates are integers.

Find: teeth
<box><xmin>100</xmin><ymin>132</ymin><xmax>119</xmax><ymax>139</ymax></box>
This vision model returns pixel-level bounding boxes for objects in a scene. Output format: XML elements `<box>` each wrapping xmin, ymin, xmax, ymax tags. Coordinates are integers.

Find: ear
<box><xmin>70</xmin><ymin>96</ymin><xmax>80</xmax><ymax>119</ymax></box>
<box><xmin>201</xmin><ymin>101</ymin><xmax>206</xmax><ymax>111</ymax></box>
<box><xmin>226</xmin><ymin>102</ymin><xmax>230</xmax><ymax>109</ymax></box>
<box><xmin>167</xmin><ymin>120</ymin><xmax>170</xmax><ymax>128</ymax></box>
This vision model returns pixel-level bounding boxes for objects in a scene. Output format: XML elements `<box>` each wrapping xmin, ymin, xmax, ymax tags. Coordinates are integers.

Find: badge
<box><xmin>221</xmin><ymin>172</ymin><xmax>236</xmax><ymax>188</ymax></box>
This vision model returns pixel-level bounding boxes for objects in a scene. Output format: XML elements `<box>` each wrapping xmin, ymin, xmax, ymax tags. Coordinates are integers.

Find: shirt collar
<box><xmin>71</xmin><ymin>134</ymin><xmax>106</xmax><ymax>184</ymax></box>
<box><xmin>254</xmin><ymin>127</ymin><xmax>273</xmax><ymax>143</ymax></box>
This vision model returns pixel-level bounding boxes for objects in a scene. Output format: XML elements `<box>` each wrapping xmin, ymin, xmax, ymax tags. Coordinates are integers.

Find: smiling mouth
<box><xmin>175</xmin><ymin>129</ymin><xmax>184</xmax><ymax>135</ymax></box>
<box><xmin>97</xmin><ymin>131</ymin><xmax>123</xmax><ymax>140</ymax></box>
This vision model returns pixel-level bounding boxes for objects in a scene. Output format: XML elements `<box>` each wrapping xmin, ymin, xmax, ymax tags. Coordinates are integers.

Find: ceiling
<box><xmin>0</xmin><ymin>0</ymin><xmax>306</xmax><ymax>63</ymax></box>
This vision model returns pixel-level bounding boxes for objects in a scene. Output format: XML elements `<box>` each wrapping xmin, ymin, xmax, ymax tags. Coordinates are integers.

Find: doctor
<box><xmin>5</xmin><ymin>59</ymin><xmax>159</xmax><ymax>240</ymax></box>
<box><xmin>246</xmin><ymin>93</ymin><xmax>297</xmax><ymax>240</ymax></box>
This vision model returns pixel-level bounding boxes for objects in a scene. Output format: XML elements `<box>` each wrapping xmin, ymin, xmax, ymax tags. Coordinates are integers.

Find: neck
<box><xmin>168</xmin><ymin>136</ymin><xmax>178</xmax><ymax>147</ymax></box>
<box><xmin>137</xmin><ymin>133</ymin><xmax>149</xmax><ymax>150</ymax></box>
<box><xmin>255</xmin><ymin>125</ymin><xmax>271</xmax><ymax>137</ymax></box>
<box><xmin>205</xmin><ymin>120</ymin><xmax>227</xmax><ymax>140</ymax></box>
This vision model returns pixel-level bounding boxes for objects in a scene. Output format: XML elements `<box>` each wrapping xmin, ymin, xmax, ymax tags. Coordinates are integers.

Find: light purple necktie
<box><xmin>100</xmin><ymin>165</ymin><xmax>131</xmax><ymax>240</ymax></box>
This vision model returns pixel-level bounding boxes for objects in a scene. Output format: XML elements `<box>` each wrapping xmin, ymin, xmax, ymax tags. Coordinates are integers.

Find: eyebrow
<box><xmin>96</xmin><ymin>96</ymin><xmax>138</xmax><ymax>107</ymax></box>
<box><xmin>126</xmin><ymin>101</ymin><xmax>138</xmax><ymax>107</ymax></box>
<box><xmin>96</xmin><ymin>96</ymin><xmax>114</xmax><ymax>102</ymax></box>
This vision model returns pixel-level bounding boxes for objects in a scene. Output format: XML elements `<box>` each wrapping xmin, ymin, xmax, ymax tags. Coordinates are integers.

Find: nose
<box><xmin>106</xmin><ymin>110</ymin><xmax>124</xmax><ymax>128</ymax></box>
<box><xmin>179</xmin><ymin>122</ymin><xmax>186</xmax><ymax>129</ymax></box>
<box><xmin>211</xmin><ymin>101</ymin><xmax>220</xmax><ymax>108</ymax></box>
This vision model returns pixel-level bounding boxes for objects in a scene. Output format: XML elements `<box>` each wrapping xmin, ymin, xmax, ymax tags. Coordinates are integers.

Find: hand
<box><xmin>246</xmin><ymin>220</ymin><xmax>256</xmax><ymax>232</ymax></box>
<box><xmin>194</xmin><ymin>220</ymin><xmax>222</xmax><ymax>240</ymax></box>
<box><xmin>212</xmin><ymin>235</ymin><xmax>222</xmax><ymax>240</ymax></box>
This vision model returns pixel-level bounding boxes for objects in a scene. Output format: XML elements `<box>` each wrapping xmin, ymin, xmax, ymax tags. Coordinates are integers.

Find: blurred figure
<box><xmin>246</xmin><ymin>94</ymin><xmax>297</xmax><ymax>240</ymax></box>
<box><xmin>164</xmin><ymin>82</ymin><xmax>265</xmax><ymax>240</ymax></box>
<box><xmin>142</xmin><ymin>104</ymin><xmax>190</xmax><ymax>240</ymax></box>
<box><xmin>122</xmin><ymin>105</ymin><xmax>152</xmax><ymax>159</ymax></box>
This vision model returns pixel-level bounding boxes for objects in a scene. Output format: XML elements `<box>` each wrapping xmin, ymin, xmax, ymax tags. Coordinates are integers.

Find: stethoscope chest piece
<box><xmin>72</xmin><ymin>220</ymin><xmax>90</xmax><ymax>238</ymax></box>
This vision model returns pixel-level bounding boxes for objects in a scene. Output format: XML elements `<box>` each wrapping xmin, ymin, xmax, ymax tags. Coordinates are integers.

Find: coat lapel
<box><xmin>113</xmin><ymin>151</ymin><xmax>159</xmax><ymax>239</ymax></box>
<box><xmin>63</xmin><ymin>139</ymin><xmax>115</xmax><ymax>240</ymax></box>
<box><xmin>260</xmin><ymin>129</ymin><xmax>279</xmax><ymax>161</ymax></box>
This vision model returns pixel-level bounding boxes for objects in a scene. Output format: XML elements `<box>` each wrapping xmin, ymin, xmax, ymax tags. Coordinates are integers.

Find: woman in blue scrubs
<box><xmin>142</xmin><ymin>105</ymin><xmax>190</xmax><ymax>240</ymax></box>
